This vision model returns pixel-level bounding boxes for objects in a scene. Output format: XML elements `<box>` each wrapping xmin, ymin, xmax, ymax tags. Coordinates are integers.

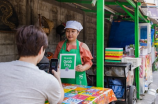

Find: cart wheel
<box><xmin>128</xmin><ymin>86</ymin><xmax>137</xmax><ymax>104</ymax></box>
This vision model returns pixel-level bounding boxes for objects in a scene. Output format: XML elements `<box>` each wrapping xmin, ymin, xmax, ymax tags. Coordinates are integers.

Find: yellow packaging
<box><xmin>105</xmin><ymin>57</ymin><xmax>122</xmax><ymax>60</ymax></box>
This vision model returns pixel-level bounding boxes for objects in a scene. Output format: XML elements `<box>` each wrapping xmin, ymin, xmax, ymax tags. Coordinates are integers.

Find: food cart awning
<box><xmin>55</xmin><ymin>0</ymin><xmax>149</xmax><ymax>22</ymax></box>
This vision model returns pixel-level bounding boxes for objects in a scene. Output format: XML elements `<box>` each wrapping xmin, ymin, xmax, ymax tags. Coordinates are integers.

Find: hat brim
<box><xmin>64</xmin><ymin>25</ymin><xmax>78</xmax><ymax>30</ymax></box>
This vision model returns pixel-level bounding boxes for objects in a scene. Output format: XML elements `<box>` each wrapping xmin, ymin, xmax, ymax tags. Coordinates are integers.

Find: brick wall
<box><xmin>0</xmin><ymin>0</ymin><xmax>111</xmax><ymax>62</ymax></box>
<box><xmin>85</xmin><ymin>15</ymin><xmax>96</xmax><ymax>58</ymax></box>
<box><xmin>0</xmin><ymin>32</ymin><xmax>18</xmax><ymax>62</ymax></box>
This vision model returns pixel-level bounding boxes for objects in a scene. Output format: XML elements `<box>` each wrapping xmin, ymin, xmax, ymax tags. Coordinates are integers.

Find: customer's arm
<box><xmin>56</xmin><ymin>78</ymin><xmax>64</xmax><ymax>104</ymax></box>
<box><xmin>52</xmin><ymin>69</ymin><xmax>64</xmax><ymax>104</ymax></box>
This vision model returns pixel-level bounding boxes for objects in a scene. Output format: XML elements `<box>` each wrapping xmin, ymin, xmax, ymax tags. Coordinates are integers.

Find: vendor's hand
<box><xmin>52</xmin><ymin>68</ymin><xmax>60</xmax><ymax>80</ymax></box>
<box><xmin>76</xmin><ymin>65</ymin><xmax>84</xmax><ymax>72</ymax></box>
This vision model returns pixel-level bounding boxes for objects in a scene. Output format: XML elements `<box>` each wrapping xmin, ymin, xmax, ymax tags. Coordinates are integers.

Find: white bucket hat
<box><xmin>64</xmin><ymin>21</ymin><xmax>83</xmax><ymax>32</ymax></box>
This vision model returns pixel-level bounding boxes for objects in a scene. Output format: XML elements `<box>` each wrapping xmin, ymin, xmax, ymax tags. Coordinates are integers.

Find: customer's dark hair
<box><xmin>16</xmin><ymin>25</ymin><xmax>48</xmax><ymax>57</ymax></box>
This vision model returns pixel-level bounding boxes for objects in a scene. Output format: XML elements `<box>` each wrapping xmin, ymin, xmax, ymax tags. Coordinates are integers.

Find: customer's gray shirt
<box><xmin>0</xmin><ymin>60</ymin><xmax>61</xmax><ymax>104</ymax></box>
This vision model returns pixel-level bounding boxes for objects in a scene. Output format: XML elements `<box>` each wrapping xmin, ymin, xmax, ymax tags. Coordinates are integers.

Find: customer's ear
<box><xmin>38</xmin><ymin>46</ymin><xmax>44</xmax><ymax>55</ymax></box>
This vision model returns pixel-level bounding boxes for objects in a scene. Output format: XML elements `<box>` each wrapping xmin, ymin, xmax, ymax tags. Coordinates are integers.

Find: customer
<box><xmin>0</xmin><ymin>25</ymin><xmax>64</xmax><ymax>104</ymax></box>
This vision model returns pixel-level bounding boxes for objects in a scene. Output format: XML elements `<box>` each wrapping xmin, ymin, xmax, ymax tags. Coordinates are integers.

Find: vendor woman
<box><xmin>53</xmin><ymin>20</ymin><xmax>93</xmax><ymax>86</ymax></box>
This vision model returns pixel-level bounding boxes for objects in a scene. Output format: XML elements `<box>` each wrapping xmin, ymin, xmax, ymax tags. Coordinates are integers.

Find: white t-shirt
<box><xmin>0</xmin><ymin>60</ymin><xmax>61</xmax><ymax>104</ymax></box>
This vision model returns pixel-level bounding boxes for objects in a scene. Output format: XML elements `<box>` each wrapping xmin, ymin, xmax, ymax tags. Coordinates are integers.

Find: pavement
<box><xmin>136</xmin><ymin>71</ymin><xmax>158</xmax><ymax>104</ymax></box>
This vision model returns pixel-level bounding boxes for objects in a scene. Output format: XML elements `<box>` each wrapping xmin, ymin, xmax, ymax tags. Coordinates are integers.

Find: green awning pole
<box><xmin>134</xmin><ymin>2</ymin><xmax>140</xmax><ymax>99</ymax></box>
<box><xmin>96</xmin><ymin>0</ymin><xmax>104</xmax><ymax>87</ymax></box>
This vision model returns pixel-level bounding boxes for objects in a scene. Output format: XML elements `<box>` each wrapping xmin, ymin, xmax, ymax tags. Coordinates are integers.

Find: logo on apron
<box><xmin>79</xmin><ymin>74</ymin><xmax>84</xmax><ymax>85</ymax></box>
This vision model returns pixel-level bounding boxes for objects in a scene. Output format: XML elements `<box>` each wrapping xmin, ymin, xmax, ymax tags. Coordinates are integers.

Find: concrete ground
<box><xmin>136</xmin><ymin>71</ymin><xmax>158</xmax><ymax>104</ymax></box>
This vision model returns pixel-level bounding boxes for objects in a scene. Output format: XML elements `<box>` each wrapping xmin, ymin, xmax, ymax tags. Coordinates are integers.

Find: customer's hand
<box><xmin>52</xmin><ymin>68</ymin><xmax>60</xmax><ymax>80</ymax></box>
<box><xmin>76</xmin><ymin>65</ymin><xmax>84</xmax><ymax>72</ymax></box>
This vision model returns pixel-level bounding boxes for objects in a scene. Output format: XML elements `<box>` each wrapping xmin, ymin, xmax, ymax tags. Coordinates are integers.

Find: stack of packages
<box><xmin>105</xmin><ymin>48</ymin><xmax>123</xmax><ymax>62</ymax></box>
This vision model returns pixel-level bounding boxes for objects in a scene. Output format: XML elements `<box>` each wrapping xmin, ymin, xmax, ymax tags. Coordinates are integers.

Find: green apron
<box><xmin>58</xmin><ymin>40</ymin><xmax>87</xmax><ymax>86</ymax></box>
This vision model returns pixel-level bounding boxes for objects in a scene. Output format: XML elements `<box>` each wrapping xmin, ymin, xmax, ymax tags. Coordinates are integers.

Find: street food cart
<box><xmin>39</xmin><ymin>0</ymin><xmax>157</xmax><ymax>103</ymax></box>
